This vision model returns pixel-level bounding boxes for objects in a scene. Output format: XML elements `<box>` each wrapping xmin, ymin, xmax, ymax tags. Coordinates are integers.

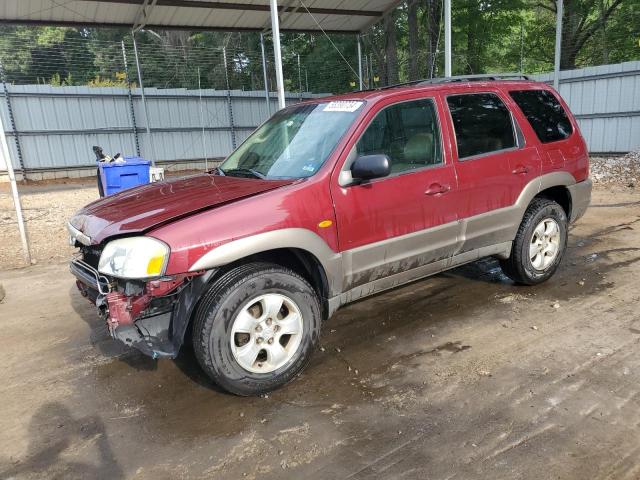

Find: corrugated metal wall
<box><xmin>1</xmin><ymin>60</ymin><xmax>638</xmax><ymax>173</ymax></box>
<box><xmin>535</xmin><ymin>61</ymin><xmax>640</xmax><ymax>154</ymax></box>
<box><xmin>0</xmin><ymin>85</ymin><xmax>324</xmax><ymax>171</ymax></box>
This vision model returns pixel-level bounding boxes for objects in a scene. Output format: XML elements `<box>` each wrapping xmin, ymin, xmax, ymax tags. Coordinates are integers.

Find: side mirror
<box><xmin>350</xmin><ymin>154</ymin><xmax>391</xmax><ymax>183</ymax></box>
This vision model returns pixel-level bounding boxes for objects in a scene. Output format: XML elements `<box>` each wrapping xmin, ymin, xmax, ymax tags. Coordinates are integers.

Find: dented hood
<box><xmin>69</xmin><ymin>174</ymin><xmax>294</xmax><ymax>244</ymax></box>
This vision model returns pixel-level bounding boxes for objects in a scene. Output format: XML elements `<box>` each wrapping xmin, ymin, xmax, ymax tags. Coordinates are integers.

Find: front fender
<box><xmin>188</xmin><ymin>228</ymin><xmax>344</xmax><ymax>297</ymax></box>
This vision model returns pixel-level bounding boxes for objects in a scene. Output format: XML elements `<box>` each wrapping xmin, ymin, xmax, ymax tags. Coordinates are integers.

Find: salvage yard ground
<box><xmin>1</xmin><ymin>160</ymin><xmax>640</xmax><ymax>479</ymax></box>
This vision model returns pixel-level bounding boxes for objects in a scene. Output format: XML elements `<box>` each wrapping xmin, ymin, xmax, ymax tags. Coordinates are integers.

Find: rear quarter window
<box><xmin>509</xmin><ymin>89</ymin><xmax>573</xmax><ymax>143</ymax></box>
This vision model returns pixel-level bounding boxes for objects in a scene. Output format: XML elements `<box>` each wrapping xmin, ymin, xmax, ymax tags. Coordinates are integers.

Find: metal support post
<box><xmin>121</xmin><ymin>41</ymin><xmax>140</xmax><ymax>157</ymax></box>
<box><xmin>444</xmin><ymin>0</ymin><xmax>452</xmax><ymax>77</ymax></box>
<box><xmin>260</xmin><ymin>33</ymin><xmax>271</xmax><ymax>116</ymax></box>
<box><xmin>297</xmin><ymin>54</ymin><xmax>302</xmax><ymax>99</ymax></box>
<box><xmin>198</xmin><ymin>67</ymin><xmax>208</xmax><ymax>171</ymax></box>
<box><xmin>269</xmin><ymin>0</ymin><xmax>286</xmax><ymax>110</ymax></box>
<box><xmin>357</xmin><ymin>34</ymin><xmax>364</xmax><ymax>90</ymax></box>
<box><xmin>553</xmin><ymin>0</ymin><xmax>564</xmax><ymax>90</ymax></box>
<box><xmin>223</xmin><ymin>48</ymin><xmax>237</xmax><ymax>150</ymax></box>
<box><xmin>132</xmin><ymin>32</ymin><xmax>156</xmax><ymax>166</ymax></box>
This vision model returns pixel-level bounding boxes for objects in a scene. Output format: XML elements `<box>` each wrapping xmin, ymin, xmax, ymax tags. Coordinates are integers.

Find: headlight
<box><xmin>98</xmin><ymin>237</ymin><xmax>169</xmax><ymax>279</ymax></box>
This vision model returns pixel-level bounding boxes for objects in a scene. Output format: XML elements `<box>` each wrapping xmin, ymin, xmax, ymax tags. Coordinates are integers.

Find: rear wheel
<box><xmin>500</xmin><ymin>198</ymin><xmax>568</xmax><ymax>285</ymax></box>
<box><xmin>192</xmin><ymin>262</ymin><xmax>321</xmax><ymax>396</ymax></box>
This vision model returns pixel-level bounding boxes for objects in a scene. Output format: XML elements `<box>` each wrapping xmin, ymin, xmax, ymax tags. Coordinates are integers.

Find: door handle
<box><xmin>425</xmin><ymin>183</ymin><xmax>450</xmax><ymax>195</ymax></box>
<box><xmin>512</xmin><ymin>165</ymin><xmax>529</xmax><ymax>175</ymax></box>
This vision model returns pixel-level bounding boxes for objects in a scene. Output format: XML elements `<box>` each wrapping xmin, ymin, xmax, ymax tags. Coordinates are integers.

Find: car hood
<box><xmin>69</xmin><ymin>174</ymin><xmax>295</xmax><ymax>244</ymax></box>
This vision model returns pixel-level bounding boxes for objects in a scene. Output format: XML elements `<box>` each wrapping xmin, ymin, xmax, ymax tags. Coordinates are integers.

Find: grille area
<box><xmin>80</xmin><ymin>245</ymin><xmax>103</xmax><ymax>270</ymax></box>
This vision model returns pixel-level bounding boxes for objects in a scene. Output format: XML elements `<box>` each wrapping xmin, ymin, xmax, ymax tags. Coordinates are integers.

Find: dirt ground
<box><xmin>0</xmin><ymin>181</ymin><xmax>639</xmax><ymax>479</ymax></box>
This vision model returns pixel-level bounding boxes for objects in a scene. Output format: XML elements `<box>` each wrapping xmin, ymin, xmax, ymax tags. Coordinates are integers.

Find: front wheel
<box><xmin>192</xmin><ymin>262</ymin><xmax>321</xmax><ymax>396</ymax></box>
<box><xmin>500</xmin><ymin>198</ymin><xmax>568</xmax><ymax>285</ymax></box>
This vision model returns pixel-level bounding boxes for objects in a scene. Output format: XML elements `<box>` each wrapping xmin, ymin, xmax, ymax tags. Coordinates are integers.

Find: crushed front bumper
<box><xmin>69</xmin><ymin>257</ymin><xmax>191</xmax><ymax>359</ymax></box>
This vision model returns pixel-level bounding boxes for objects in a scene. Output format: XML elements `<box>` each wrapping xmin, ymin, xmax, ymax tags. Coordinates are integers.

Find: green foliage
<box><xmin>0</xmin><ymin>0</ymin><xmax>636</xmax><ymax>93</ymax></box>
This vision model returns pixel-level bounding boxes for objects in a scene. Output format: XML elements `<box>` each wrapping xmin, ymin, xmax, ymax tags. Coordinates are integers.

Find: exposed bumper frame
<box><xmin>70</xmin><ymin>258</ymin><xmax>216</xmax><ymax>359</ymax></box>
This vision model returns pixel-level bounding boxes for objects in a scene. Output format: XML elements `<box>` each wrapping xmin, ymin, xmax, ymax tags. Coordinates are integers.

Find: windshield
<box><xmin>219</xmin><ymin>100</ymin><xmax>364</xmax><ymax>179</ymax></box>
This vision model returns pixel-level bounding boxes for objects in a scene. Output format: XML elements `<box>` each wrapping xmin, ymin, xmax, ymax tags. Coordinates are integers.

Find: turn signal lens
<box><xmin>146</xmin><ymin>255</ymin><xmax>165</xmax><ymax>276</ymax></box>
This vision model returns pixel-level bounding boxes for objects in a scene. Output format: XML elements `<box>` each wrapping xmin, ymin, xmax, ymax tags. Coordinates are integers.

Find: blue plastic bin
<box><xmin>98</xmin><ymin>157</ymin><xmax>151</xmax><ymax>196</ymax></box>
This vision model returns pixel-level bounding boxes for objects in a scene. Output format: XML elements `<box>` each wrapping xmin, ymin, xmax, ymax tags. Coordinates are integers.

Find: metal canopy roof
<box><xmin>0</xmin><ymin>0</ymin><xmax>401</xmax><ymax>33</ymax></box>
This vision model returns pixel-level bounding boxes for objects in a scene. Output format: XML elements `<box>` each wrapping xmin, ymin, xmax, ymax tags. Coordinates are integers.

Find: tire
<box><xmin>191</xmin><ymin>262</ymin><xmax>321</xmax><ymax>396</ymax></box>
<box><xmin>500</xmin><ymin>198</ymin><xmax>568</xmax><ymax>285</ymax></box>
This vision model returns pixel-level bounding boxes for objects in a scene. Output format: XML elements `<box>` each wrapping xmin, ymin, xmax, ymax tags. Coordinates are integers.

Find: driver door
<box><xmin>330</xmin><ymin>96</ymin><xmax>459</xmax><ymax>292</ymax></box>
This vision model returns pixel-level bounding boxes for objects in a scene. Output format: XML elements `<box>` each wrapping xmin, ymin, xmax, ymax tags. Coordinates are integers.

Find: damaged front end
<box><xmin>70</xmin><ymin>245</ymin><xmax>213</xmax><ymax>359</ymax></box>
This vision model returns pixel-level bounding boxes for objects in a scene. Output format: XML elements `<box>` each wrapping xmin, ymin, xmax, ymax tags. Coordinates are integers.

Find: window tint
<box><xmin>446</xmin><ymin>93</ymin><xmax>516</xmax><ymax>159</ymax></box>
<box><xmin>356</xmin><ymin>99</ymin><xmax>442</xmax><ymax>174</ymax></box>
<box><xmin>509</xmin><ymin>89</ymin><xmax>573</xmax><ymax>143</ymax></box>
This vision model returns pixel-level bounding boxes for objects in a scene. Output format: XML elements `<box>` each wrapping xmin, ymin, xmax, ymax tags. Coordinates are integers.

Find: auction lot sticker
<box><xmin>323</xmin><ymin>101</ymin><xmax>364</xmax><ymax>112</ymax></box>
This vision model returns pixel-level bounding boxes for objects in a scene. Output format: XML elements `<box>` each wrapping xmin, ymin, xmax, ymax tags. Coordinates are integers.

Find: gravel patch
<box><xmin>590</xmin><ymin>149</ymin><xmax>640</xmax><ymax>186</ymax></box>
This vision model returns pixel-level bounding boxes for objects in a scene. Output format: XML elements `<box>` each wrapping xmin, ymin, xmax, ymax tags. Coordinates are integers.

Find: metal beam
<box><xmin>553</xmin><ymin>0</ymin><xmax>563</xmax><ymax>90</ymax></box>
<box><xmin>0</xmin><ymin>19</ymin><xmax>360</xmax><ymax>34</ymax></box>
<box><xmin>444</xmin><ymin>0</ymin><xmax>451</xmax><ymax>77</ymax></box>
<box><xmin>133</xmin><ymin>0</ymin><xmax>158</xmax><ymax>31</ymax></box>
<box><xmin>358</xmin><ymin>0</ymin><xmax>405</xmax><ymax>32</ymax></box>
<box><xmin>270</xmin><ymin>0</ymin><xmax>286</xmax><ymax>110</ymax></box>
<box><xmin>79</xmin><ymin>0</ymin><xmax>382</xmax><ymax>17</ymax></box>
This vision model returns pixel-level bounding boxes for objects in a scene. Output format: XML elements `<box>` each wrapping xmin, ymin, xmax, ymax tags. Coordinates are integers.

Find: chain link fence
<box><xmin>0</xmin><ymin>0</ymin><xmax>637</xmax><ymax>93</ymax></box>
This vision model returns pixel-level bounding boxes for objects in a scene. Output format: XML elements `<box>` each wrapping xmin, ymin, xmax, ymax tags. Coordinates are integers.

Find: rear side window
<box><xmin>446</xmin><ymin>93</ymin><xmax>516</xmax><ymax>159</ymax></box>
<box><xmin>509</xmin><ymin>90</ymin><xmax>573</xmax><ymax>143</ymax></box>
<box><xmin>357</xmin><ymin>99</ymin><xmax>442</xmax><ymax>175</ymax></box>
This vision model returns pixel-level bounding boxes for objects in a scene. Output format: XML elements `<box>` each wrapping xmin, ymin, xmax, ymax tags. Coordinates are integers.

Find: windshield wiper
<box><xmin>221</xmin><ymin>168</ymin><xmax>266</xmax><ymax>180</ymax></box>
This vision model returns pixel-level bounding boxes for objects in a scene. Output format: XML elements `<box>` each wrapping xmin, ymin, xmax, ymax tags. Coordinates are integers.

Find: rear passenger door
<box><xmin>444</xmin><ymin>91</ymin><xmax>541</xmax><ymax>252</ymax></box>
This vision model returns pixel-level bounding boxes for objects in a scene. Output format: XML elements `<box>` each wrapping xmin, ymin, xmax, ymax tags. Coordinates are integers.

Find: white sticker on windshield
<box><xmin>323</xmin><ymin>101</ymin><xmax>363</xmax><ymax>113</ymax></box>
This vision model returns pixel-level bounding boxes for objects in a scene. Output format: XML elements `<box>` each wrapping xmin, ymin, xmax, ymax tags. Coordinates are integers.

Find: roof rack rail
<box><xmin>419</xmin><ymin>73</ymin><xmax>530</xmax><ymax>84</ymax></box>
<box><xmin>366</xmin><ymin>73</ymin><xmax>529</xmax><ymax>92</ymax></box>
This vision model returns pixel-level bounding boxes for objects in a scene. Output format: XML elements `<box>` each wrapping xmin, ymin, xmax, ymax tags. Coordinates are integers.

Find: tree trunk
<box><xmin>423</xmin><ymin>0</ymin><xmax>442</xmax><ymax>78</ymax></box>
<box><xmin>408</xmin><ymin>0</ymin><xmax>420</xmax><ymax>80</ymax></box>
<box><xmin>560</xmin><ymin>0</ymin><xmax>580</xmax><ymax>69</ymax></box>
<box><xmin>557</xmin><ymin>0</ymin><xmax>622</xmax><ymax>70</ymax></box>
<box><xmin>384</xmin><ymin>13</ymin><xmax>399</xmax><ymax>85</ymax></box>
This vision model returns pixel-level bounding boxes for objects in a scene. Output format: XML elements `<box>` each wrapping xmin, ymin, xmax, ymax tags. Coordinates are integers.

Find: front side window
<box><xmin>356</xmin><ymin>98</ymin><xmax>442</xmax><ymax>175</ymax></box>
<box><xmin>509</xmin><ymin>89</ymin><xmax>573</xmax><ymax>143</ymax></box>
<box><xmin>447</xmin><ymin>93</ymin><xmax>516</xmax><ymax>160</ymax></box>
<box><xmin>220</xmin><ymin>101</ymin><xmax>363</xmax><ymax>179</ymax></box>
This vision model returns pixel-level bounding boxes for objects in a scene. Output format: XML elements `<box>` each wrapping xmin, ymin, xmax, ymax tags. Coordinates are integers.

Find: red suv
<box><xmin>69</xmin><ymin>76</ymin><xmax>591</xmax><ymax>395</ymax></box>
